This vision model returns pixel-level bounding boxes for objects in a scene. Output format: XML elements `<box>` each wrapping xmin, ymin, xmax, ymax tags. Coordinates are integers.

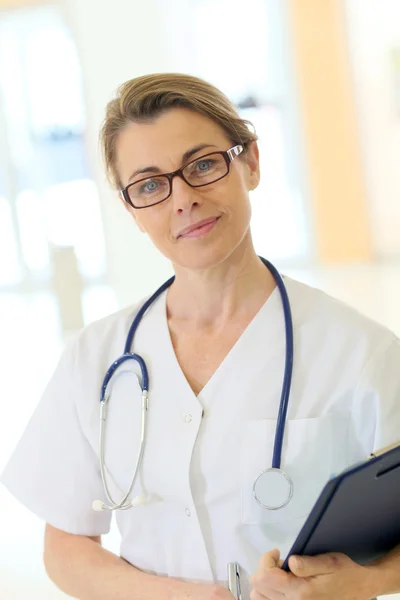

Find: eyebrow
<box><xmin>127</xmin><ymin>144</ymin><xmax>218</xmax><ymax>183</ymax></box>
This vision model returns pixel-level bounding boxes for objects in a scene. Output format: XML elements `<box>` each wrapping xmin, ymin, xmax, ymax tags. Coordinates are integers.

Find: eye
<box><xmin>139</xmin><ymin>179</ymin><xmax>160</xmax><ymax>194</ymax></box>
<box><xmin>195</xmin><ymin>159</ymin><xmax>213</xmax><ymax>172</ymax></box>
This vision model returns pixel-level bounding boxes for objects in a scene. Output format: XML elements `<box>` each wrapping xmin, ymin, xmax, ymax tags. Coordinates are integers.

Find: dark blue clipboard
<box><xmin>281</xmin><ymin>441</ymin><xmax>400</xmax><ymax>572</ymax></box>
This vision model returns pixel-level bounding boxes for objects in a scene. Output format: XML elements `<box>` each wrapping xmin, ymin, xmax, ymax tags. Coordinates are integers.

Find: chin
<box><xmin>171</xmin><ymin>242</ymin><xmax>239</xmax><ymax>272</ymax></box>
<box><xmin>156</xmin><ymin>222</ymin><xmax>251</xmax><ymax>271</ymax></box>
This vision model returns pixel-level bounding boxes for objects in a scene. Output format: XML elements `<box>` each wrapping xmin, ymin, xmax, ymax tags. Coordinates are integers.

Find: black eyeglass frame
<box><xmin>120</xmin><ymin>144</ymin><xmax>244</xmax><ymax>209</ymax></box>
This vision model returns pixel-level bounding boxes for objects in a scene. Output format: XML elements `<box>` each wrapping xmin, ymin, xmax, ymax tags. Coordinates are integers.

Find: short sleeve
<box><xmin>352</xmin><ymin>335</ymin><xmax>400</xmax><ymax>454</ymax></box>
<box><xmin>0</xmin><ymin>336</ymin><xmax>112</xmax><ymax>536</ymax></box>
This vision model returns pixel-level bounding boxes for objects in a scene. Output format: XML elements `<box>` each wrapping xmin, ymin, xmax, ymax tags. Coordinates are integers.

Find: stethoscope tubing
<box><xmin>259</xmin><ymin>258</ymin><xmax>294</xmax><ymax>470</ymax></box>
<box><xmin>97</xmin><ymin>257</ymin><xmax>294</xmax><ymax>512</ymax></box>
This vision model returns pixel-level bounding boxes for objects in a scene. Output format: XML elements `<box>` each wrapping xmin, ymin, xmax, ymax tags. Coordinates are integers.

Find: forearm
<box><xmin>44</xmin><ymin>529</ymin><xmax>202</xmax><ymax>600</ymax></box>
<box><xmin>366</xmin><ymin>544</ymin><xmax>400</xmax><ymax>596</ymax></box>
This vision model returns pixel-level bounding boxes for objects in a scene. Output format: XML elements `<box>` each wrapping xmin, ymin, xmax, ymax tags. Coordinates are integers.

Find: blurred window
<box><xmin>0</xmin><ymin>6</ymin><xmax>106</xmax><ymax>288</ymax></box>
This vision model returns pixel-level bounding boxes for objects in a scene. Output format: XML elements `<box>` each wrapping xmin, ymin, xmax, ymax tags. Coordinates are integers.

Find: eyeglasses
<box><xmin>121</xmin><ymin>144</ymin><xmax>244</xmax><ymax>209</ymax></box>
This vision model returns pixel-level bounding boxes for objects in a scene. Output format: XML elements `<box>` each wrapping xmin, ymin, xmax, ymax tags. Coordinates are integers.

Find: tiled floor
<box><xmin>1</xmin><ymin>261</ymin><xmax>399</xmax><ymax>599</ymax></box>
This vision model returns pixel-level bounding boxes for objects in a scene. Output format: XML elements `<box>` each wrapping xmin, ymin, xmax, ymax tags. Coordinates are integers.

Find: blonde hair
<box><xmin>100</xmin><ymin>73</ymin><xmax>258</xmax><ymax>189</ymax></box>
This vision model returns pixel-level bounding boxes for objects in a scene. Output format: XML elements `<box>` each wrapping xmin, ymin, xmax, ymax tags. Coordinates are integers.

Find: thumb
<box><xmin>259</xmin><ymin>549</ymin><xmax>281</xmax><ymax>571</ymax></box>
<box><xmin>289</xmin><ymin>554</ymin><xmax>339</xmax><ymax>578</ymax></box>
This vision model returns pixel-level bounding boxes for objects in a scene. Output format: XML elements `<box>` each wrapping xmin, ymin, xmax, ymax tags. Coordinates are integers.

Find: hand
<box><xmin>202</xmin><ymin>584</ymin><xmax>235</xmax><ymax>599</ymax></box>
<box><xmin>180</xmin><ymin>581</ymin><xmax>235</xmax><ymax>599</ymax></box>
<box><xmin>249</xmin><ymin>549</ymin><xmax>378</xmax><ymax>600</ymax></box>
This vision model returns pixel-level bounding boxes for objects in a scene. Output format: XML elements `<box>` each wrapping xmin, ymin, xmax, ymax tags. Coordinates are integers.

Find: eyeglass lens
<box><xmin>127</xmin><ymin>152</ymin><xmax>228</xmax><ymax>208</ymax></box>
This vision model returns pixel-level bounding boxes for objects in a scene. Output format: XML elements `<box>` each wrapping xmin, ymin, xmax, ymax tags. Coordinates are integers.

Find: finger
<box><xmin>289</xmin><ymin>553</ymin><xmax>342</xmax><ymax>578</ymax></box>
<box><xmin>259</xmin><ymin>549</ymin><xmax>281</xmax><ymax>571</ymax></box>
<box><xmin>251</xmin><ymin>562</ymin><xmax>293</xmax><ymax>595</ymax></box>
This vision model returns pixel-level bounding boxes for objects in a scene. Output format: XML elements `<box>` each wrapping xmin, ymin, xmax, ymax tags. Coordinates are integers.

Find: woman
<box><xmin>2</xmin><ymin>73</ymin><xmax>400</xmax><ymax>600</ymax></box>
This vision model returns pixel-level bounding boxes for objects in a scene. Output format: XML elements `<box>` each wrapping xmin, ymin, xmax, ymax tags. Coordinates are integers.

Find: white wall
<box><xmin>345</xmin><ymin>0</ymin><xmax>400</xmax><ymax>258</ymax></box>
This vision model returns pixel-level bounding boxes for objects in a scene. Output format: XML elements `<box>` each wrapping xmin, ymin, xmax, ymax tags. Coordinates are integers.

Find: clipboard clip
<box><xmin>369</xmin><ymin>440</ymin><xmax>400</xmax><ymax>458</ymax></box>
<box><xmin>227</xmin><ymin>562</ymin><xmax>242</xmax><ymax>600</ymax></box>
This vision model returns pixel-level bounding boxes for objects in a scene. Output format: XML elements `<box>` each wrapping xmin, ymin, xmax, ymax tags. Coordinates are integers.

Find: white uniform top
<box><xmin>2</xmin><ymin>277</ymin><xmax>400</xmax><ymax>597</ymax></box>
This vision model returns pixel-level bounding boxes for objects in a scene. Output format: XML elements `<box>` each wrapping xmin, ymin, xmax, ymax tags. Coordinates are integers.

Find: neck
<box><xmin>167</xmin><ymin>237</ymin><xmax>276</xmax><ymax>327</ymax></box>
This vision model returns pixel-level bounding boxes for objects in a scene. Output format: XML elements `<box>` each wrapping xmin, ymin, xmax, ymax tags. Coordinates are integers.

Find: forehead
<box><xmin>116</xmin><ymin>108</ymin><xmax>231</xmax><ymax>183</ymax></box>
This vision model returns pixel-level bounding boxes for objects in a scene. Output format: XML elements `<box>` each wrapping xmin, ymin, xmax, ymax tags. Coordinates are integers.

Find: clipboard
<box><xmin>281</xmin><ymin>440</ymin><xmax>400</xmax><ymax>571</ymax></box>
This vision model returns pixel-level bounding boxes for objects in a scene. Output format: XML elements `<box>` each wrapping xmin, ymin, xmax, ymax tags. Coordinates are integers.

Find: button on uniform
<box><xmin>183</xmin><ymin>413</ymin><xmax>192</xmax><ymax>423</ymax></box>
<box><xmin>185</xmin><ymin>508</ymin><xmax>191</xmax><ymax>517</ymax></box>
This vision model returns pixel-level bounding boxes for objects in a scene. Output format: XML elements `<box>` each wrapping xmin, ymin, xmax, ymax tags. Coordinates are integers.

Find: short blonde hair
<box><xmin>100</xmin><ymin>73</ymin><xmax>258</xmax><ymax>189</ymax></box>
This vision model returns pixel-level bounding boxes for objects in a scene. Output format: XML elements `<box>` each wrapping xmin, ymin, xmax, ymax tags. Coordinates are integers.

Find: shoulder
<box><xmin>64</xmin><ymin>296</ymin><xmax>151</xmax><ymax>374</ymax></box>
<box><xmin>50</xmin><ymin>296</ymin><xmax>154</xmax><ymax>423</ymax></box>
<box><xmin>284</xmin><ymin>276</ymin><xmax>398</xmax><ymax>363</ymax></box>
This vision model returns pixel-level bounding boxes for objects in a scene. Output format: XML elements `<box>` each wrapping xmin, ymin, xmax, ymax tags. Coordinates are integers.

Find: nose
<box><xmin>170</xmin><ymin>174</ymin><xmax>202</xmax><ymax>214</ymax></box>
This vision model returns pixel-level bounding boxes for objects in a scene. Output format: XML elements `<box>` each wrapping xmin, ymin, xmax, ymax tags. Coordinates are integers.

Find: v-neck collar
<box><xmin>155</xmin><ymin>283</ymin><xmax>284</xmax><ymax>404</ymax></box>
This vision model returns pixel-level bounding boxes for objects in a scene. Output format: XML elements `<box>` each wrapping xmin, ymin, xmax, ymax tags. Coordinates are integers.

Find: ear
<box><xmin>118</xmin><ymin>192</ymin><xmax>146</xmax><ymax>233</ymax></box>
<box><xmin>245</xmin><ymin>141</ymin><xmax>260</xmax><ymax>191</ymax></box>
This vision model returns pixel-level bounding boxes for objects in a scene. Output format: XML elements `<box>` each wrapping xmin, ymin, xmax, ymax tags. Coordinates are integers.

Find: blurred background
<box><xmin>0</xmin><ymin>0</ymin><xmax>399</xmax><ymax>597</ymax></box>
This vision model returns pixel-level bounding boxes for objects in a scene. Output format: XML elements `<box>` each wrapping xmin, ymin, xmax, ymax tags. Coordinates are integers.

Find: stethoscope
<box><xmin>92</xmin><ymin>257</ymin><xmax>294</xmax><ymax>515</ymax></box>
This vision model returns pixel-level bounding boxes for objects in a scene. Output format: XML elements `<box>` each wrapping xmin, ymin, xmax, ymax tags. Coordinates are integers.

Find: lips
<box><xmin>177</xmin><ymin>217</ymin><xmax>219</xmax><ymax>239</ymax></box>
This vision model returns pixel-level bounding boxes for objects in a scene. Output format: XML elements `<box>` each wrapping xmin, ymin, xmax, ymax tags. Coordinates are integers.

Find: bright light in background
<box><xmin>0</xmin><ymin>7</ymin><xmax>84</xmax><ymax>138</ymax></box>
<box><xmin>0</xmin><ymin>197</ymin><xmax>21</xmax><ymax>285</ymax></box>
<box><xmin>17</xmin><ymin>191</ymin><xmax>49</xmax><ymax>274</ymax></box>
<box><xmin>0</xmin><ymin>24</ymin><xmax>30</xmax><ymax>166</ymax></box>
<box><xmin>241</xmin><ymin>106</ymin><xmax>309</xmax><ymax>260</ymax></box>
<box><xmin>193</xmin><ymin>0</ymin><xmax>270</xmax><ymax>101</ymax></box>
<box><xmin>24</xmin><ymin>27</ymin><xmax>84</xmax><ymax>136</ymax></box>
<box><xmin>0</xmin><ymin>6</ymin><xmax>107</xmax><ymax>288</ymax></box>
<box><xmin>43</xmin><ymin>180</ymin><xmax>106</xmax><ymax>278</ymax></box>
<box><xmin>194</xmin><ymin>0</ymin><xmax>310</xmax><ymax>263</ymax></box>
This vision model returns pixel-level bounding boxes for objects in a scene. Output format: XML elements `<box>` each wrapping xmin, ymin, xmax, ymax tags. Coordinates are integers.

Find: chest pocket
<box><xmin>240</xmin><ymin>414</ymin><xmax>349</xmax><ymax>524</ymax></box>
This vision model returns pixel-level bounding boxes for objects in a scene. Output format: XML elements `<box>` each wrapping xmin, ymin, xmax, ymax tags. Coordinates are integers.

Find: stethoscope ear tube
<box><xmin>96</xmin><ymin>278</ymin><xmax>174</xmax><ymax>513</ymax></box>
<box><xmin>98</xmin><ymin>386</ymin><xmax>149</xmax><ymax>511</ymax></box>
<box><xmin>100</xmin><ymin>354</ymin><xmax>149</xmax><ymax>402</ymax></box>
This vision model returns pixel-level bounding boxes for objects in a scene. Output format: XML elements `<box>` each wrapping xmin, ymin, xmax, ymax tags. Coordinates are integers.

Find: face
<box><xmin>115</xmin><ymin>108</ymin><xmax>260</xmax><ymax>271</ymax></box>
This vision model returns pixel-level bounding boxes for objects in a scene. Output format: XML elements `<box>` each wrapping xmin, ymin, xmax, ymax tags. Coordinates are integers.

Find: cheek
<box><xmin>226</xmin><ymin>178</ymin><xmax>252</xmax><ymax>219</ymax></box>
<box><xmin>138</xmin><ymin>208</ymin><xmax>172</xmax><ymax>244</ymax></box>
<box><xmin>122</xmin><ymin>204</ymin><xmax>145</xmax><ymax>232</ymax></box>
<box><xmin>212</xmin><ymin>173</ymin><xmax>250</xmax><ymax>210</ymax></box>
<box><xmin>132</xmin><ymin>204</ymin><xmax>165</xmax><ymax>235</ymax></box>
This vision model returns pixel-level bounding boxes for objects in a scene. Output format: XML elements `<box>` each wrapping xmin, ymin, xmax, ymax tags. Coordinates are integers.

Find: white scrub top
<box><xmin>2</xmin><ymin>277</ymin><xmax>400</xmax><ymax>597</ymax></box>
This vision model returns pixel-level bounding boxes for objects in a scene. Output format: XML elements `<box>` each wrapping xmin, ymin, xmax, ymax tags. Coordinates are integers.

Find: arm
<box><xmin>44</xmin><ymin>524</ymin><xmax>233</xmax><ymax>600</ymax></box>
<box><xmin>366</xmin><ymin>543</ymin><xmax>400</xmax><ymax>596</ymax></box>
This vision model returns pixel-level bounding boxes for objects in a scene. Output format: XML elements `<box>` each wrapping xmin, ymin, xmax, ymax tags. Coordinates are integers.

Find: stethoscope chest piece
<box><xmin>253</xmin><ymin>468</ymin><xmax>293</xmax><ymax>510</ymax></box>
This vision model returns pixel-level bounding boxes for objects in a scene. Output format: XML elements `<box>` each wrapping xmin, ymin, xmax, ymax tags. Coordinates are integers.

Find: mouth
<box><xmin>177</xmin><ymin>216</ymin><xmax>220</xmax><ymax>239</ymax></box>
